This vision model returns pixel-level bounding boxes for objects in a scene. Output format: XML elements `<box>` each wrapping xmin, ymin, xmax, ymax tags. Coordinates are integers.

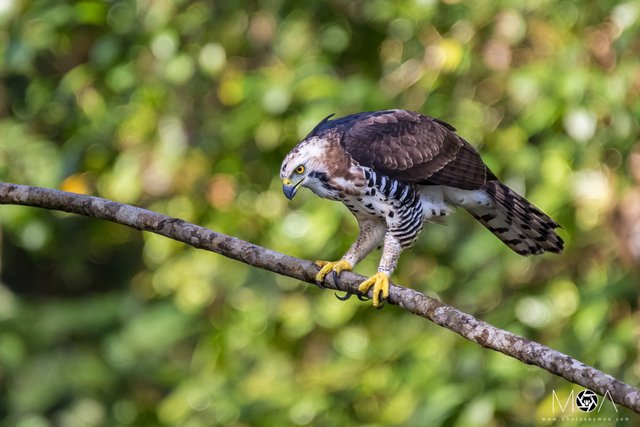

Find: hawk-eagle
<box><xmin>280</xmin><ymin>109</ymin><xmax>563</xmax><ymax>306</ymax></box>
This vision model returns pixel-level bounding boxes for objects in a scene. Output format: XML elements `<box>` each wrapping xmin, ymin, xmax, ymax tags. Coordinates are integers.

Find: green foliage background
<box><xmin>1</xmin><ymin>0</ymin><xmax>639</xmax><ymax>425</ymax></box>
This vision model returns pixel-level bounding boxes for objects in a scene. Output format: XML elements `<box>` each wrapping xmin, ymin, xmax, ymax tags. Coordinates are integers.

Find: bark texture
<box><xmin>1</xmin><ymin>182</ymin><xmax>638</xmax><ymax>413</ymax></box>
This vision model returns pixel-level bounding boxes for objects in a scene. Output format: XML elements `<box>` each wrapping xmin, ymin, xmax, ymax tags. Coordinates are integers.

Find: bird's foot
<box><xmin>315</xmin><ymin>260</ymin><xmax>352</xmax><ymax>288</ymax></box>
<box><xmin>357</xmin><ymin>272</ymin><xmax>390</xmax><ymax>308</ymax></box>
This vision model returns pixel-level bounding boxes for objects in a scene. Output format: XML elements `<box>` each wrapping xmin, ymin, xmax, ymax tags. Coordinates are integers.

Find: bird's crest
<box><xmin>305</xmin><ymin>113</ymin><xmax>335</xmax><ymax>138</ymax></box>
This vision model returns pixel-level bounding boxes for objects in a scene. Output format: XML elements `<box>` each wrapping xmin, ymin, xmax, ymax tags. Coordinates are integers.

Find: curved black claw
<box><xmin>332</xmin><ymin>270</ymin><xmax>343</xmax><ymax>286</ymax></box>
<box><xmin>375</xmin><ymin>298</ymin><xmax>386</xmax><ymax>310</ymax></box>
<box><xmin>334</xmin><ymin>292</ymin><xmax>353</xmax><ymax>301</ymax></box>
<box><xmin>315</xmin><ymin>279</ymin><xmax>329</xmax><ymax>289</ymax></box>
<box><xmin>335</xmin><ymin>290</ymin><xmax>372</xmax><ymax>302</ymax></box>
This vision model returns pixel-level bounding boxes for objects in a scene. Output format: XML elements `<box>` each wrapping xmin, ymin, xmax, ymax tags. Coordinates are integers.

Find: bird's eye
<box><xmin>295</xmin><ymin>165</ymin><xmax>305</xmax><ymax>174</ymax></box>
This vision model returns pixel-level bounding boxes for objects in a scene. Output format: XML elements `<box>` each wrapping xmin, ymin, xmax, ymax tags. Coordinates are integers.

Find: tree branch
<box><xmin>1</xmin><ymin>181</ymin><xmax>638</xmax><ymax>413</ymax></box>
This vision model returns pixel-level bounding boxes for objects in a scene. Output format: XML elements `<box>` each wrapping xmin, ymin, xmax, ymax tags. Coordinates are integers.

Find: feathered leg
<box><xmin>315</xmin><ymin>217</ymin><xmax>386</xmax><ymax>290</ymax></box>
<box><xmin>357</xmin><ymin>234</ymin><xmax>403</xmax><ymax>307</ymax></box>
<box><xmin>359</xmin><ymin>198</ymin><xmax>425</xmax><ymax>307</ymax></box>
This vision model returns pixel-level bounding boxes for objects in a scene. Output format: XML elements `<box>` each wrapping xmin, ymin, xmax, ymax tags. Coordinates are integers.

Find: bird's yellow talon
<box><xmin>358</xmin><ymin>272</ymin><xmax>390</xmax><ymax>307</ymax></box>
<box><xmin>315</xmin><ymin>259</ymin><xmax>352</xmax><ymax>282</ymax></box>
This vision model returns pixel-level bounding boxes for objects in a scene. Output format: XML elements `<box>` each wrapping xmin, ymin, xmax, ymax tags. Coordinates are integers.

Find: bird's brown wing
<box><xmin>340</xmin><ymin>109</ymin><xmax>492</xmax><ymax>190</ymax></box>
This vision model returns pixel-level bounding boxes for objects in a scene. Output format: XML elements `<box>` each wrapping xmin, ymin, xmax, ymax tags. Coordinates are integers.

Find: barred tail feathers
<box><xmin>467</xmin><ymin>181</ymin><xmax>563</xmax><ymax>256</ymax></box>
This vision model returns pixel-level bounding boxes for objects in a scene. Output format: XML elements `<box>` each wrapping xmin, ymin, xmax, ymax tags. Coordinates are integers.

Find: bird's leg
<box><xmin>357</xmin><ymin>234</ymin><xmax>402</xmax><ymax>308</ymax></box>
<box><xmin>358</xmin><ymin>200</ymin><xmax>424</xmax><ymax>307</ymax></box>
<box><xmin>315</xmin><ymin>218</ymin><xmax>385</xmax><ymax>298</ymax></box>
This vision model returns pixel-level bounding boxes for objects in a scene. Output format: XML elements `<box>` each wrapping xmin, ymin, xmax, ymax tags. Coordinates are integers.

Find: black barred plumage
<box><xmin>280</xmin><ymin>109</ymin><xmax>564</xmax><ymax>307</ymax></box>
<box><xmin>469</xmin><ymin>181</ymin><xmax>563</xmax><ymax>255</ymax></box>
<box><xmin>360</xmin><ymin>168</ymin><xmax>424</xmax><ymax>249</ymax></box>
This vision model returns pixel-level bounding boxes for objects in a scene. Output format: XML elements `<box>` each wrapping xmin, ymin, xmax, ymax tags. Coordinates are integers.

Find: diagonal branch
<box><xmin>1</xmin><ymin>181</ymin><xmax>638</xmax><ymax>413</ymax></box>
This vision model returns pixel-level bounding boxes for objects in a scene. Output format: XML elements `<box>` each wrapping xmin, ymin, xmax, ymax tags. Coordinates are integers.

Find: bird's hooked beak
<box><xmin>282</xmin><ymin>178</ymin><xmax>304</xmax><ymax>200</ymax></box>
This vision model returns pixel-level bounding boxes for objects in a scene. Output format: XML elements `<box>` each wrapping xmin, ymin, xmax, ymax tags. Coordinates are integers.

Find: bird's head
<box><xmin>280</xmin><ymin>137</ymin><xmax>332</xmax><ymax>200</ymax></box>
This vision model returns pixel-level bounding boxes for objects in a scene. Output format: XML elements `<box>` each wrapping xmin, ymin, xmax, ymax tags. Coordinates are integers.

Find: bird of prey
<box><xmin>280</xmin><ymin>109</ymin><xmax>563</xmax><ymax>307</ymax></box>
